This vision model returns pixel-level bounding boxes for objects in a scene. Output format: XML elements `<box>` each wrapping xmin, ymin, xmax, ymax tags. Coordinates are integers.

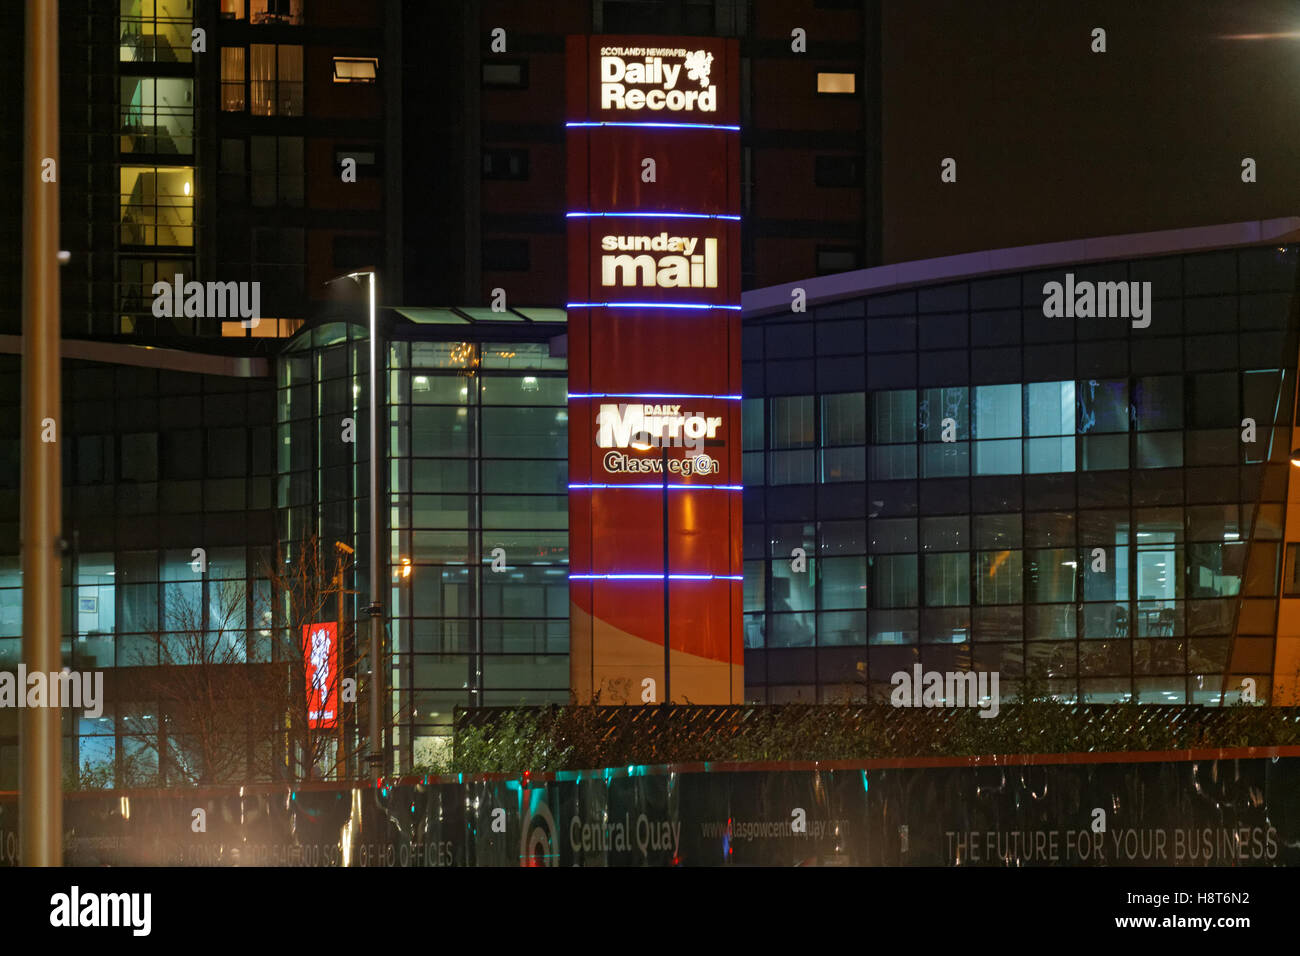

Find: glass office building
<box><xmin>0</xmin><ymin>348</ymin><xmax>277</xmax><ymax>786</ymax></box>
<box><xmin>740</xmin><ymin>222</ymin><xmax>1300</xmax><ymax>706</ymax></box>
<box><xmin>358</xmin><ymin>221</ymin><xmax>1300</xmax><ymax>733</ymax></box>
<box><xmin>276</xmin><ymin>309</ymin><xmax>570</xmax><ymax>771</ymax></box>
<box><xmin>3</xmin><ymin>221</ymin><xmax>1298</xmax><ymax>784</ymax></box>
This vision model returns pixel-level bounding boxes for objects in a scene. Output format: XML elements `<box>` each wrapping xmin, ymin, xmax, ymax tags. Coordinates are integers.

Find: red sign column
<box><xmin>567</xmin><ymin>36</ymin><xmax>743</xmax><ymax>704</ymax></box>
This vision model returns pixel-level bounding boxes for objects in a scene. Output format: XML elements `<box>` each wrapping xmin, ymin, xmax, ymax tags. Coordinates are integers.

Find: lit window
<box><xmin>249</xmin><ymin>0</ymin><xmax>303</xmax><ymax>25</ymax></box>
<box><xmin>250</xmin><ymin>44</ymin><xmax>303</xmax><ymax>116</ymax></box>
<box><xmin>816</xmin><ymin>72</ymin><xmax>856</xmax><ymax>94</ymax></box>
<box><xmin>1285</xmin><ymin>544</ymin><xmax>1300</xmax><ymax>598</ymax></box>
<box><xmin>119</xmin><ymin>78</ymin><xmax>194</xmax><ymax>154</ymax></box>
<box><xmin>120</xmin><ymin>0</ymin><xmax>193</xmax><ymax>64</ymax></box>
<box><xmin>333</xmin><ymin>57</ymin><xmax>379</xmax><ymax>83</ymax></box>
<box><xmin>222</xmin><ymin>318</ymin><xmax>304</xmax><ymax>338</ymax></box>
<box><xmin>119</xmin><ymin>166</ymin><xmax>194</xmax><ymax>247</ymax></box>
<box><xmin>221</xmin><ymin>48</ymin><xmax>246</xmax><ymax>111</ymax></box>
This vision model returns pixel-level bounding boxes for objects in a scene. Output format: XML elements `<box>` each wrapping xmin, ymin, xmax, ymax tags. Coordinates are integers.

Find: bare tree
<box><xmin>119</xmin><ymin>575</ymin><xmax>280</xmax><ymax>786</ymax></box>
<box><xmin>115</xmin><ymin>534</ymin><xmax>405</xmax><ymax>786</ymax></box>
<box><xmin>261</xmin><ymin>534</ymin><xmax>363</xmax><ymax>782</ymax></box>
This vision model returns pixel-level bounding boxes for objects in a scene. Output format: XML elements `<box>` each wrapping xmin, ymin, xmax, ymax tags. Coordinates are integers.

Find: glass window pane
<box><xmin>977</xmin><ymin>550</ymin><xmax>1022</xmax><ymax>604</ymax></box>
<box><xmin>771</xmin><ymin>561</ymin><xmax>815</xmax><ymax>612</ymax></box>
<box><xmin>1191</xmin><ymin>372</ymin><xmax>1238</xmax><ymax>427</ymax></box>
<box><xmin>870</xmin><ymin>554</ymin><xmax>917</xmax><ymax>608</ymax></box>
<box><xmin>1027</xmin><ymin>381</ymin><xmax>1074</xmax><ymax>436</ymax></box>
<box><xmin>772</xmin><ymin>396</ymin><xmax>815</xmax><ymax>448</ymax></box>
<box><xmin>872</xmin><ymin>390</ymin><xmax>916</xmax><ymax>443</ymax></box>
<box><xmin>413</xmin><ymin>459</ymin><xmax>475</xmax><ymax>494</ymax></box>
<box><xmin>1188</xmin><ymin>542</ymin><xmax>1246</xmax><ymax>598</ymax></box>
<box><xmin>1285</xmin><ymin>544</ymin><xmax>1300</xmax><ymax>598</ymax></box>
<box><xmin>921</xmin><ymin>441</ymin><xmax>968</xmax><ymax>477</ymax></box>
<box><xmin>744</xmin><ymin>560</ymin><xmax>765</xmax><ymax>612</ymax></box>
<box><xmin>768</xmin><ymin>613</ymin><xmax>815</xmax><ymax>648</ymax></box>
<box><xmin>819</xmin><ymin>520</ymin><xmax>867</xmax><ymax>555</ymax></box>
<box><xmin>868</xmin><ymin>608</ymin><xmax>917</xmax><ymax>645</ymax></box>
<box><xmin>973</xmin><ymin>605</ymin><xmax>1022</xmax><ymax>641</ymax></box>
<box><xmin>1134</xmin><ymin>375</ymin><xmax>1183</xmax><ymax>431</ymax></box>
<box><xmin>818</xmin><ymin>611</ymin><xmax>866</xmax><ymax>646</ymax></box>
<box><xmin>1078</xmin><ymin>379</ymin><xmax>1129</xmax><ymax>433</ymax></box>
<box><xmin>974</xmin><ymin>384</ymin><xmax>1021</xmax><ymax>439</ymax></box>
<box><xmin>869</xmin><ymin>444</ymin><xmax>916</xmax><ymax>479</ymax></box>
<box><xmin>482</xmin><ymin>495</ymin><xmax>566</xmax><ymax>530</ymax></box>
<box><xmin>869</xmin><ymin>518</ymin><xmax>916</xmax><ymax>553</ymax></box>
<box><xmin>220</xmin><ymin>47</ymin><xmax>245</xmax><ymax>111</ymax></box>
<box><xmin>1081</xmin><ymin>434</ymin><xmax>1128</xmax><ymax>470</ymax></box>
<box><xmin>924</xmin><ymin>552</ymin><xmax>969</xmax><ymax>606</ymax></box>
<box><xmin>1136</xmin><ymin>432</ymin><xmax>1182</xmax><ymax>468</ymax></box>
<box><xmin>277</xmin><ymin>44</ymin><xmax>304</xmax><ymax>115</ymax></box>
<box><xmin>921</xmin><ymin>516</ymin><xmax>967</xmax><ymax>551</ymax></box>
<box><xmin>821</xmin><ymin>446</ymin><xmax>865</xmax><ymax>482</ymax></box>
<box><xmin>820</xmin><ymin>556</ymin><xmax>867</xmax><ymax>609</ymax></box>
<box><xmin>1026</xmin><ymin>436</ymin><xmax>1074</xmax><ymax>473</ymax></box>
<box><xmin>1136</xmin><ymin>601</ymin><xmax>1183</xmax><ymax>637</ymax></box>
<box><xmin>974</xmin><ymin>439</ymin><xmax>1021</xmax><ymax>475</ymax></box>
<box><xmin>480</xmin><ymin>375</ymin><xmax>566</xmax><ymax>406</ymax></box>
<box><xmin>481</xmin><ymin>408</ymin><xmax>564</xmax><ymax>458</ymax></box>
<box><xmin>974</xmin><ymin>514</ymin><xmax>1022</xmax><ymax>549</ymax></box>
<box><xmin>821</xmin><ymin>392</ymin><xmax>865</xmax><ymax>446</ymax></box>
<box><xmin>1026</xmin><ymin>548</ymin><xmax>1077</xmax><ymax>603</ymax></box>
<box><xmin>742</xmin><ymin>398</ymin><xmax>763</xmax><ymax>450</ymax></box>
<box><xmin>920</xmin><ymin>387</ymin><xmax>968</xmax><ymax>441</ymax></box>
<box><xmin>768</xmin><ymin>523</ymin><xmax>815</xmax><ymax>558</ymax></box>
<box><xmin>921</xmin><ymin>607</ymin><xmax>970</xmax><ymax>643</ymax></box>
<box><xmin>481</xmin><ymin>460</ymin><xmax>565</xmax><ymax>495</ymax></box>
<box><xmin>249</xmin><ymin>44</ymin><xmax>276</xmax><ymax>115</ymax></box>
<box><xmin>410</xmin><ymin>495</ymin><xmax>471</xmax><ymax>529</ymax></box>
<box><xmin>1026</xmin><ymin>604</ymin><xmax>1076</xmax><ymax>640</ymax></box>
<box><xmin>1187</xmin><ymin>505</ymin><xmax>1243</xmax><ymax>542</ymax></box>
<box><xmin>770</xmin><ymin>450</ymin><xmax>815</xmax><ymax>485</ymax></box>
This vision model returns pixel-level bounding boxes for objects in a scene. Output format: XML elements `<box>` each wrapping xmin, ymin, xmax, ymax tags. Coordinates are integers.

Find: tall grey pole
<box><xmin>365</xmin><ymin>273</ymin><xmax>383</xmax><ymax>775</ymax></box>
<box><xmin>21</xmin><ymin>0</ymin><xmax>63</xmax><ymax>865</ymax></box>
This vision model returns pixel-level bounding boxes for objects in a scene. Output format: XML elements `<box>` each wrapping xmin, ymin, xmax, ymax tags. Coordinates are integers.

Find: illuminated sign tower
<box><xmin>567</xmin><ymin>36</ymin><xmax>743</xmax><ymax>704</ymax></box>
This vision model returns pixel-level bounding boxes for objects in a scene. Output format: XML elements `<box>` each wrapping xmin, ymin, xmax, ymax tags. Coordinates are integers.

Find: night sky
<box><xmin>883</xmin><ymin>0</ymin><xmax>1300</xmax><ymax>261</ymax></box>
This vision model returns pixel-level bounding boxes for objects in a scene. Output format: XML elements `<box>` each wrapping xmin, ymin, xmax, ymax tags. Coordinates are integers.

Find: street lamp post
<box><xmin>345</xmin><ymin>271</ymin><xmax>384</xmax><ymax>778</ymax></box>
<box><xmin>21</xmin><ymin>0</ymin><xmax>62</xmax><ymax>866</ymax></box>
<box><xmin>362</xmin><ymin>272</ymin><xmax>383</xmax><ymax>776</ymax></box>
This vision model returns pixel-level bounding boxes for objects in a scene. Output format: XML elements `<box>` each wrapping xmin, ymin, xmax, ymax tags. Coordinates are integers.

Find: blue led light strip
<box><xmin>568</xmin><ymin>392</ymin><xmax>743</xmax><ymax>400</ymax></box>
<box><xmin>570</xmin><ymin>573</ymin><xmax>743</xmax><ymax>581</ymax></box>
<box><xmin>567</xmin><ymin>211</ymin><xmax>741</xmax><ymax>221</ymax></box>
<box><xmin>566</xmin><ymin>121</ymin><xmax>740</xmax><ymax>131</ymax></box>
<box><xmin>567</xmin><ymin>302</ymin><xmax>742</xmax><ymax>311</ymax></box>
<box><xmin>569</xmin><ymin>483</ymin><xmax>742</xmax><ymax>491</ymax></box>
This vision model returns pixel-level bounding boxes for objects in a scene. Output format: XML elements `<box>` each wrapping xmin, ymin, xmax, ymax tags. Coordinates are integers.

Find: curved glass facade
<box><xmin>277</xmin><ymin>321</ymin><xmax>370</xmax><ymax>778</ymax></box>
<box><xmin>741</xmin><ymin>244</ymin><xmax>1300</xmax><ymax>705</ymax></box>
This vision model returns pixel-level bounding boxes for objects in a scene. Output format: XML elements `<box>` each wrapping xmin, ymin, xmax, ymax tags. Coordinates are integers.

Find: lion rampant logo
<box><xmin>684</xmin><ymin>49</ymin><xmax>713</xmax><ymax>88</ymax></box>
